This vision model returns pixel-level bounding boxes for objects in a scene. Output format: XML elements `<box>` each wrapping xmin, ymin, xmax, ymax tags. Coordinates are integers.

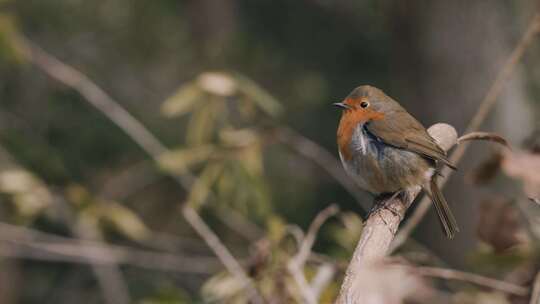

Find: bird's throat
<box><xmin>337</xmin><ymin>110</ymin><xmax>384</xmax><ymax>160</ymax></box>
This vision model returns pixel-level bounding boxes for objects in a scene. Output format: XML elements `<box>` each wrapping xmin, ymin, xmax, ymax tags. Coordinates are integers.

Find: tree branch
<box><xmin>0</xmin><ymin>222</ymin><xmax>221</xmax><ymax>274</ymax></box>
<box><xmin>414</xmin><ymin>266</ymin><xmax>529</xmax><ymax>296</ymax></box>
<box><xmin>288</xmin><ymin>204</ymin><xmax>339</xmax><ymax>304</ymax></box>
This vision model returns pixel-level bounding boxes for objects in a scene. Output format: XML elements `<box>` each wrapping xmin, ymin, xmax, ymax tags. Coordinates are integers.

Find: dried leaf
<box><xmin>0</xmin><ymin>169</ymin><xmax>52</xmax><ymax>217</ymax></box>
<box><xmin>476</xmin><ymin>198</ymin><xmax>528</xmax><ymax>252</ymax></box>
<box><xmin>197</xmin><ymin>72</ymin><xmax>237</xmax><ymax>96</ymax></box>
<box><xmin>458</xmin><ymin>132</ymin><xmax>510</xmax><ymax>148</ymax></box>
<box><xmin>349</xmin><ymin>262</ymin><xmax>434</xmax><ymax>303</ymax></box>
<box><xmin>501</xmin><ymin>150</ymin><xmax>540</xmax><ymax>199</ymax></box>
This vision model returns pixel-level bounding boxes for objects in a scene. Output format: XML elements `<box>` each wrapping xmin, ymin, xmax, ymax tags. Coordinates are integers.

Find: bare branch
<box><xmin>182</xmin><ymin>206</ymin><xmax>264</xmax><ymax>304</ymax></box>
<box><xmin>458</xmin><ymin>131</ymin><xmax>510</xmax><ymax>148</ymax></box>
<box><xmin>295</xmin><ymin>204</ymin><xmax>339</xmax><ymax>266</ymax></box>
<box><xmin>390</xmin><ymin>12</ymin><xmax>540</xmax><ymax>253</ymax></box>
<box><xmin>310</xmin><ymin>263</ymin><xmax>336</xmax><ymax>300</ymax></box>
<box><xmin>414</xmin><ymin>266</ymin><xmax>529</xmax><ymax>296</ymax></box>
<box><xmin>0</xmin><ymin>222</ymin><xmax>221</xmax><ymax>274</ymax></box>
<box><xmin>288</xmin><ymin>204</ymin><xmax>339</xmax><ymax>304</ymax></box>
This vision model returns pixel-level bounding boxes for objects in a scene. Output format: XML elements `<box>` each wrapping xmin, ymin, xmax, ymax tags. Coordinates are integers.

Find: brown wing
<box><xmin>366</xmin><ymin>111</ymin><xmax>456</xmax><ymax>169</ymax></box>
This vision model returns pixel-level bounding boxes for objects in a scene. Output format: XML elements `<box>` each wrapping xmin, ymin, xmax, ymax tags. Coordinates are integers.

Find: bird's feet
<box><xmin>368</xmin><ymin>191</ymin><xmax>405</xmax><ymax>220</ymax></box>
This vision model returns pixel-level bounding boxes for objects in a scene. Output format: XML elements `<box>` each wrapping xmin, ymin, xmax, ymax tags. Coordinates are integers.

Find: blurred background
<box><xmin>0</xmin><ymin>0</ymin><xmax>539</xmax><ymax>303</ymax></box>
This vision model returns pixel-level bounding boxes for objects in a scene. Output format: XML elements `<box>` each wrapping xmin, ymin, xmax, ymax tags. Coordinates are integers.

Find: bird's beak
<box><xmin>333</xmin><ymin>102</ymin><xmax>351</xmax><ymax>110</ymax></box>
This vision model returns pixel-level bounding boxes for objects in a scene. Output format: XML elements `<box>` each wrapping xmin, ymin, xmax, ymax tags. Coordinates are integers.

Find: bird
<box><xmin>334</xmin><ymin>85</ymin><xmax>459</xmax><ymax>238</ymax></box>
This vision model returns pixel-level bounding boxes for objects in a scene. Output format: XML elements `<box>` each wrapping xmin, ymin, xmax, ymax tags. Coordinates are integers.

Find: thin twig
<box><xmin>531</xmin><ymin>271</ymin><xmax>540</xmax><ymax>304</ymax></box>
<box><xmin>288</xmin><ymin>204</ymin><xmax>339</xmax><ymax>304</ymax></box>
<box><xmin>295</xmin><ymin>204</ymin><xmax>339</xmax><ymax>266</ymax></box>
<box><xmin>310</xmin><ymin>263</ymin><xmax>336</xmax><ymax>300</ymax></box>
<box><xmin>414</xmin><ymin>266</ymin><xmax>529</xmax><ymax>296</ymax></box>
<box><xmin>0</xmin><ymin>222</ymin><xmax>220</xmax><ymax>274</ymax></box>
<box><xmin>20</xmin><ymin>37</ymin><xmax>264</xmax><ymax>303</ymax></box>
<box><xmin>390</xmin><ymin>12</ymin><xmax>540</xmax><ymax>253</ymax></box>
<box><xmin>182</xmin><ymin>206</ymin><xmax>263</xmax><ymax>303</ymax></box>
<box><xmin>51</xmin><ymin>194</ymin><xmax>131</xmax><ymax>304</ymax></box>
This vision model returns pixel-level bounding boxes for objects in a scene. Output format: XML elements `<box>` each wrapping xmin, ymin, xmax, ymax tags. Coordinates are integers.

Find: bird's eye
<box><xmin>360</xmin><ymin>101</ymin><xmax>370</xmax><ymax>108</ymax></box>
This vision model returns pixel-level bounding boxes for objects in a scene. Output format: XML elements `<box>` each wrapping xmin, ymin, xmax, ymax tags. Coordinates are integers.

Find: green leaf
<box><xmin>0</xmin><ymin>14</ymin><xmax>26</xmax><ymax>63</ymax></box>
<box><xmin>202</xmin><ymin>272</ymin><xmax>245</xmax><ymax>303</ymax></box>
<box><xmin>186</xmin><ymin>100</ymin><xmax>221</xmax><ymax>146</ymax></box>
<box><xmin>0</xmin><ymin>169</ymin><xmax>53</xmax><ymax>218</ymax></box>
<box><xmin>98</xmin><ymin>202</ymin><xmax>150</xmax><ymax>241</ymax></box>
<box><xmin>157</xmin><ymin>145</ymin><xmax>214</xmax><ymax>174</ymax></box>
<box><xmin>161</xmin><ymin>83</ymin><xmax>205</xmax><ymax>117</ymax></box>
<box><xmin>186</xmin><ymin>163</ymin><xmax>223</xmax><ymax>209</ymax></box>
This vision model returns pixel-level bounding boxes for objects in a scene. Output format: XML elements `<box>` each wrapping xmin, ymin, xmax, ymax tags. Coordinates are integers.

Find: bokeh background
<box><xmin>0</xmin><ymin>0</ymin><xmax>539</xmax><ymax>303</ymax></box>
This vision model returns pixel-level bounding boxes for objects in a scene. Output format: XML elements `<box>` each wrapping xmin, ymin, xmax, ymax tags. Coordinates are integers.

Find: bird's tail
<box><xmin>423</xmin><ymin>177</ymin><xmax>459</xmax><ymax>239</ymax></box>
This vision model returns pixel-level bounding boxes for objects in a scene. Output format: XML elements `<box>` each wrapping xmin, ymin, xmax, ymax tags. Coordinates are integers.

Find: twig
<box><xmin>0</xmin><ymin>222</ymin><xmax>220</xmax><ymax>274</ymax></box>
<box><xmin>336</xmin><ymin>123</ymin><xmax>458</xmax><ymax>303</ymax></box>
<box><xmin>288</xmin><ymin>204</ymin><xmax>339</xmax><ymax>304</ymax></box>
<box><xmin>310</xmin><ymin>263</ymin><xmax>336</xmax><ymax>300</ymax></box>
<box><xmin>390</xmin><ymin>12</ymin><xmax>540</xmax><ymax>253</ymax></box>
<box><xmin>414</xmin><ymin>266</ymin><xmax>529</xmax><ymax>297</ymax></box>
<box><xmin>20</xmin><ymin>37</ymin><xmax>264</xmax><ymax>303</ymax></box>
<box><xmin>457</xmin><ymin>131</ymin><xmax>510</xmax><ymax>148</ymax></box>
<box><xmin>274</xmin><ymin>127</ymin><xmax>366</xmax><ymax>208</ymax></box>
<box><xmin>296</xmin><ymin>204</ymin><xmax>339</xmax><ymax>266</ymax></box>
<box><xmin>48</xmin><ymin>194</ymin><xmax>132</xmax><ymax>304</ymax></box>
<box><xmin>531</xmin><ymin>271</ymin><xmax>540</xmax><ymax>304</ymax></box>
<box><xmin>182</xmin><ymin>206</ymin><xmax>263</xmax><ymax>304</ymax></box>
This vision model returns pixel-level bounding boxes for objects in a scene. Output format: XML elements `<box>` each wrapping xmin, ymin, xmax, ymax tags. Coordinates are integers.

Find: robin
<box><xmin>334</xmin><ymin>85</ymin><xmax>459</xmax><ymax>238</ymax></box>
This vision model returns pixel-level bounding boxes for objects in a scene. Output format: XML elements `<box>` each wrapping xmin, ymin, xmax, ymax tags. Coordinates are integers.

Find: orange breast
<box><xmin>337</xmin><ymin>109</ymin><xmax>384</xmax><ymax>160</ymax></box>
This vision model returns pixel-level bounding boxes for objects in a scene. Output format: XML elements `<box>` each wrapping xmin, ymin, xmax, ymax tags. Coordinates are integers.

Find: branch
<box><xmin>18</xmin><ymin>37</ymin><xmax>264</xmax><ymax>303</ymax></box>
<box><xmin>390</xmin><ymin>12</ymin><xmax>540</xmax><ymax>252</ymax></box>
<box><xmin>336</xmin><ymin>123</ymin><xmax>457</xmax><ymax>303</ymax></box>
<box><xmin>414</xmin><ymin>266</ymin><xmax>529</xmax><ymax>296</ymax></box>
<box><xmin>288</xmin><ymin>204</ymin><xmax>339</xmax><ymax>304</ymax></box>
<box><xmin>0</xmin><ymin>222</ymin><xmax>220</xmax><ymax>274</ymax></box>
<box><xmin>182</xmin><ymin>206</ymin><xmax>263</xmax><ymax>303</ymax></box>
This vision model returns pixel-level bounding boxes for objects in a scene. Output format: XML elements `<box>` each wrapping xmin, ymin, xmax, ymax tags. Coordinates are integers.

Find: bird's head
<box><xmin>334</xmin><ymin>85</ymin><xmax>400</xmax><ymax>159</ymax></box>
<box><xmin>333</xmin><ymin>85</ymin><xmax>396</xmax><ymax>125</ymax></box>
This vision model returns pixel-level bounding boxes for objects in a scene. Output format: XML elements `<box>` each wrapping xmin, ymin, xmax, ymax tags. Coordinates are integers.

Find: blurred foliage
<box><xmin>0</xmin><ymin>0</ymin><xmax>539</xmax><ymax>303</ymax></box>
<box><xmin>159</xmin><ymin>71</ymin><xmax>280</xmax><ymax>218</ymax></box>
